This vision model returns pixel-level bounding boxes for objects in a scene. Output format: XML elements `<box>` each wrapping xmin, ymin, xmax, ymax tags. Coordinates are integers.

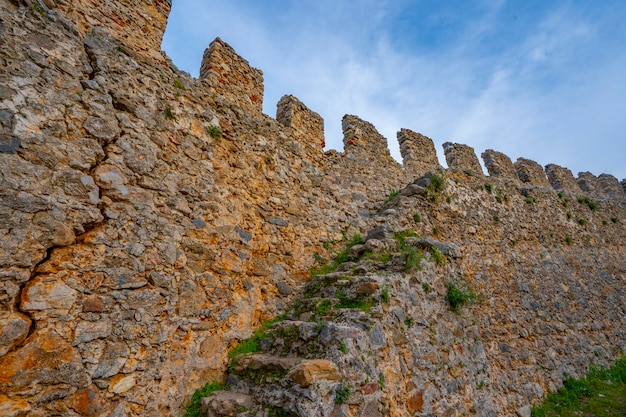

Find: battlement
<box><xmin>200</xmin><ymin>38</ymin><xmax>264</xmax><ymax>115</ymax></box>
<box><xmin>481</xmin><ymin>150</ymin><xmax>518</xmax><ymax>181</ymax></box>
<box><xmin>545</xmin><ymin>164</ymin><xmax>579</xmax><ymax>194</ymax></box>
<box><xmin>341</xmin><ymin>115</ymin><xmax>393</xmax><ymax>159</ymax></box>
<box><xmin>398</xmin><ymin>129</ymin><xmax>441</xmax><ymax>178</ymax></box>
<box><xmin>2</xmin><ymin>6</ymin><xmax>626</xmax><ymax>416</ymax></box>
<box><xmin>276</xmin><ymin>95</ymin><xmax>325</xmax><ymax>149</ymax></box>
<box><xmin>443</xmin><ymin>142</ymin><xmax>483</xmax><ymax>175</ymax></box>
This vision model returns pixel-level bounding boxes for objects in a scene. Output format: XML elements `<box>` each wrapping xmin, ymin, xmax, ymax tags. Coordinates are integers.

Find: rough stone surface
<box><xmin>482</xmin><ymin>149</ymin><xmax>519</xmax><ymax>181</ymax></box>
<box><xmin>288</xmin><ymin>359</ymin><xmax>341</xmax><ymax>387</ymax></box>
<box><xmin>545</xmin><ymin>164</ymin><xmax>580</xmax><ymax>194</ymax></box>
<box><xmin>398</xmin><ymin>128</ymin><xmax>440</xmax><ymax>179</ymax></box>
<box><xmin>0</xmin><ymin>313</ymin><xmax>31</xmax><ymax>357</ymax></box>
<box><xmin>277</xmin><ymin>94</ymin><xmax>325</xmax><ymax>149</ymax></box>
<box><xmin>598</xmin><ymin>173</ymin><xmax>625</xmax><ymax>198</ymax></box>
<box><xmin>201</xmin><ymin>391</ymin><xmax>254</xmax><ymax>417</ymax></box>
<box><xmin>577</xmin><ymin>171</ymin><xmax>603</xmax><ymax>197</ymax></box>
<box><xmin>0</xmin><ymin>2</ymin><xmax>625</xmax><ymax>416</ymax></box>
<box><xmin>200</xmin><ymin>38</ymin><xmax>264</xmax><ymax>115</ymax></box>
<box><xmin>515</xmin><ymin>158</ymin><xmax>550</xmax><ymax>186</ymax></box>
<box><xmin>443</xmin><ymin>142</ymin><xmax>483</xmax><ymax>175</ymax></box>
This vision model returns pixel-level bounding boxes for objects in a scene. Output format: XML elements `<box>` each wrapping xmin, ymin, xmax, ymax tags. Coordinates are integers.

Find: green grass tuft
<box><xmin>446</xmin><ymin>277</ymin><xmax>476</xmax><ymax>313</ymax></box>
<box><xmin>531</xmin><ymin>357</ymin><xmax>626</xmax><ymax>416</ymax></box>
<box><xmin>184</xmin><ymin>381</ymin><xmax>229</xmax><ymax>417</ymax></box>
<box><xmin>335</xmin><ymin>385</ymin><xmax>352</xmax><ymax>404</ymax></box>
<box><xmin>384</xmin><ymin>188</ymin><xmax>399</xmax><ymax>204</ymax></box>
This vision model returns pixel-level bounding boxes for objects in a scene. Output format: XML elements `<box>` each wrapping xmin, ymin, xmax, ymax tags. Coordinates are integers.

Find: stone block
<box><xmin>200</xmin><ymin>38</ymin><xmax>264</xmax><ymax>115</ymax></box>
<box><xmin>443</xmin><ymin>142</ymin><xmax>482</xmax><ymax>175</ymax></box>
<box><xmin>514</xmin><ymin>158</ymin><xmax>549</xmax><ymax>186</ymax></box>
<box><xmin>545</xmin><ymin>164</ymin><xmax>580</xmax><ymax>193</ymax></box>
<box><xmin>277</xmin><ymin>95</ymin><xmax>325</xmax><ymax>149</ymax></box>
<box><xmin>288</xmin><ymin>359</ymin><xmax>340</xmax><ymax>387</ymax></box>
<box><xmin>481</xmin><ymin>149</ymin><xmax>517</xmax><ymax>179</ymax></box>
<box><xmin>398</xmin><ymin>128</ymin><xmax>440</xmax><ymax>178</ymax></box>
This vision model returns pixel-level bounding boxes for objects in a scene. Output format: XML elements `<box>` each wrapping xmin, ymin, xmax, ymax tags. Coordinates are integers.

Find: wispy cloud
<box><xmin>162</xmin><ymin>1</ymin><xmax>626</xmax><ymax>179</ymax></box>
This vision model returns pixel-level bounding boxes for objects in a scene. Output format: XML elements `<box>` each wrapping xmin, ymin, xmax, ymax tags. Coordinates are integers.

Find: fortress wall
<box><xmin>442</xmin><ymin>142</ymin><xmax>483</xmax><ymax>175</ymax></box>
<box><xmin>545</xmin><ymin>163</ymin><xmax>581</xmax><ymax>194</ymax></box>
<box><xmin>200</xmin><ymin>38</ymin><xmax>264</xmax><ymax>115</ymax></box>
<box><xmin>397</xmin><ymin>128</ymin><xmax>441</xmax><ymax>179</ymax></box>
<box><xmin>598</xmin><ymin>173</ymin><xmax>625</xmax><ymax>199</ymax></box>
<box><xmin>276</xmin><ymin>94</ymin><xmax>325</xmax><ymax>151</ymax></box>
<box><xmin>577</xmin><ymin>171</ymin><xmax>603</xmax><ymax>198</ymax></box>
<box><xmin>514</xmin><ymin>157</ymin><xmax>551</xmax><ymax>187</ymax></box>
<box><xmin>43</xmin><ymin>0</ymin><xmax>171</xmax><ymax>61</ymax></box>
<box><xmin>1</xmin><ymin>2</ymin><xmax>625</xmax><ymax>416</ymax></box>
<box><xmin>481</xmin><ymin>149</ymin><xmax>519</xmax><ymax>181</ymax></box>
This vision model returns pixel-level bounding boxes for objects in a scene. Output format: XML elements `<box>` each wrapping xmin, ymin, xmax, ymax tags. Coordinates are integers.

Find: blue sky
<box><xmin>162</xmin><ymin>1</ymin><xmax>626</xmax><ymax>181</ymax></box>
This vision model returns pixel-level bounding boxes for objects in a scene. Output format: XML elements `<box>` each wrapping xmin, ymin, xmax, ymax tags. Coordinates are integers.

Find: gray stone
<box><xmin>0</xmin><ymin>85</ymin><xmax>15</xmax><ymax>100</ymax></box>
<box><xmin>400</xmin><ymin>183</ymin><xmax>427</xmax><ymax>197</ymax></box>
<box><xmin>0</xmin><ymin>313</ymin><xmax>31</xmax><ymax>356</ymax></box>
<box><xmin>80</xmin><ymin>79</ymin><xmax>100</xmax><ymax>90</ymax></box>
<box><xmin>267</xmin><ymin>217</ymin><xmax>288</xmax><ymax>226</ymax></box>
<box><xmin>366</xmin><ymin>224</ymin><xmax>394</xmax><ymax>241</ymax></box>
<box><xmin>277</xmin><ymin>282</ymin><xmax>292</xmax><ymax>296</ymax></box>
<box><xmin>368</xmin><ymin>323</ymin><xmax>386</xmax><ymax>349</ymax></box>
<box><xmin>83</xmin><ymin>117</ymin><xmax>119</xmax><ymax>143</ymax></box>
<box><xmin>235</xmin><ymin>227</ymin><xmax>252</xmax><ymax>242</ymax></box>
<box><xmin>74</xmin><ymin>320</ymin><xmax>112</xmax><ymax>343</ymax></box>
<box><xmin>92</xmin><ymin>342</ymin><xmax>129</xmax><ymax>378</ymax></box>
<box><xmin>404</xmin><ymin>237</ymin><xmax>459</xmax><ymax>257</ymax></box>
<box><xmin>298</xmin><ymin>322</ymin><xmax>320</xmax><ymax>341</ymax></box>
<box><xmin>236</xmin><ymin>354</ymin><xmax>302</xmax><ymax>373</ymax></box>
<box><xmin>190</xmin><ymin>218</ymin><xmax>206</xmax><ymax>228</ymax></box>
<box><xmin>516</xmin><ymin>405</ymin><xmax>531</xmax><ymax>417</ymax></box>
<box><xmin>0</xmin><ymin>109</ymin><xmax>13</xmax><ymax>129</ymax></box>
<box><xmin>0</xmin><ymin>135</ymin><xmax>19</xmax><ymax>154</ymax></box>
<box><xmin>201</xmin><ymin>391</ymin><xmax>254</xmax><ymax>417</ymax></box>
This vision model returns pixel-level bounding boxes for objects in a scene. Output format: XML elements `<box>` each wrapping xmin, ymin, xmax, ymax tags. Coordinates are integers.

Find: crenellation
<box><xmin>622</xmin><ymin>179</ymin><xmax>626</xmax><ymax>194</ymax></box>
<box><xmin>481</xmin><ymin>149</ymin><xmax>518</xmax><ymax>180</ymax></box>
<box><xmin>514</xmin><ymin>158</ymin><xmax>550</xmax><ymax>187</ymax></box>
<box><xmin>276</xmin><ymin>95</ymin><xmax>325</xmax><ymax>150</ymax></box>
<box><xmin>597</xmin><ymin>174</ymin><xmax>625</xmax><ymax>199</ymax></box>
<box><xmin>342</xmin><ymin>115</ymin><xmax>393</xmax><ymax>160</ymax></box>
<box><xmin>200</xmin><ymin>37</ymin><xmax>264</xmax><ymax>115</ymax></box>
<box><xmin>2</xmin><ymin>3</ymin><xmax>626</xmax><ymax>416</ymax></box>
<box><xmin>442</xmin><ymin>142</ymin><xmax>483</xmax><ymax>175</ymax></box>
<box><xmin>544</xmin><ymin>164</ymin><xmax>580</xmax><ymax>194</ymax></box>
<box><xmin>577</xmin><ymin>172</ymin><xmax>603</xmax><ymax>197</ymax></box>
<box><xmin>397</xmin><ymin>128</ymin><xmax>440</xmax><ymax>179</ymax></box>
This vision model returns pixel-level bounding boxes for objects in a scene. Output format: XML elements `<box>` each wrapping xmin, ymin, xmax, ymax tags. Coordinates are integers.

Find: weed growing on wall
<box><xmin>446</xmin><ymin>277</ymin><xmax>476</xmax><ymax>313</ymax></box>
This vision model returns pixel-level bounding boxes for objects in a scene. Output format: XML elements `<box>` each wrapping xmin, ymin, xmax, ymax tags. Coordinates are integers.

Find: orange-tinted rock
<box><xmin>66</xmin><ymin>386</ymin><xmax>108</xmax><ymax>417</ymax></box>
<box><xmin>288</xmin><ymin>359</ymin><xmax>340</xmax><ymax>387</ymax></box>
<box><xmin>0</xmin><ymin>330</ymin><xmax>89</xmax><ymax>393</ymax></box>
<box><xmin>0</xmin><ymin>394</ymin><xmax>30</xmax><ymax>416</ymax></box>
<box><xmin>407</xmin><ymin>391</ymin><xmax>424</xmax><ymax>413</ymax></box>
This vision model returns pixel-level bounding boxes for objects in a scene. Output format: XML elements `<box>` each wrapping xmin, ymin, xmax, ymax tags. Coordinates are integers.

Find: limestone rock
<box><xmin>236</xmin><ymin>354</ymin><xmax>302</xmax><ymax>373</ymax></box>
<box><xmin>0</xmin><ymin>330</ymin><xmax>90</xmax><ymax>391</ymax></box>
<box><xmin>288</xmin><ymin>359</ymin><xmax>341</xmax><ymax>387</ymax></box>
<box><xmin>0</xmin><ymin>313</ymin><xmax>31</xmax><ymax>356</ymax></box>
<box><xmin>201</xmin><ymin>391</ymin><xmax>254</xmax><ymax>417</ymax></box>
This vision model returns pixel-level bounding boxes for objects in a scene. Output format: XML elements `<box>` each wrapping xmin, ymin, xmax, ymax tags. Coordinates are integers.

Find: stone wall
<box><xmin>443</xmin><ymin>142</ymin><xmax>483</xmax><ymax>175</ymax></box>
<box><xmin>0</xmin><ymin>2</ymin><xmax>625</xmax><ymax>416</ymax></box>
<box><xmin>398</xmin><ymin>128</ymin><xmax>441</xmax><ymax>179</ymax></box>
<box><xmin>200</xmin><ymin>38</ymin><xmax>264</xmax><ymax>116</ymax></box>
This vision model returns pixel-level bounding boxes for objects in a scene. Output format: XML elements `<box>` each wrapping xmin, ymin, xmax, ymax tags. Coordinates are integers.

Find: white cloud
<box><xmin>162</xmin><ymin>1</ymin><xmax>626</xmax><ymax>180</ymax></box>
